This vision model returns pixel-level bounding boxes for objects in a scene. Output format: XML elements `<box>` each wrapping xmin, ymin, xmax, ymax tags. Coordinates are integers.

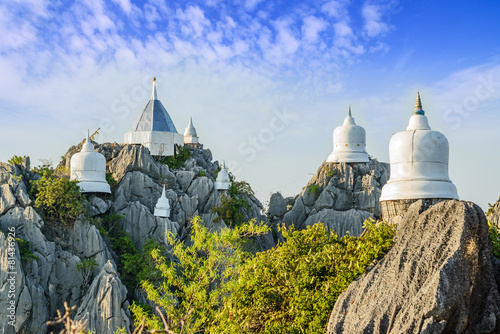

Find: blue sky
<box><xmin>1</xmin><ymin>0</ymin><xmax>500</xmax><ymax>210</ymax></box>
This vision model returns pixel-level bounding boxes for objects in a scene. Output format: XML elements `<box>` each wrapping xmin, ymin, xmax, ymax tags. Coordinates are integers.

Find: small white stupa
<box><xmin>154</xmin><ymin>186</ymin><xmax>171</xmax><ymax>218</ymax></box>
<box><xmin>124</xmin><ymin>77</ymin><xmax>184</xmax><ymax>156</ymax></box>
<box><xmin>70</xmin><ymin>131</ymin><xmax>111</xmax><ymax>193</ymax></box>
<box><xmin>214</xmin><ymin>161</ymin><xmax>231</xmax><ymax>191</ymax></box>
<box><xmin>326</xmin><ymin>106</ymin><xmax>369</xmax><ymax>163</ymax></box>
<box><xmin>380</xmin><ymin>93</ymin><xmax>458</xmax><ymax>218</ymax></box>
<box><xmin>183</xmin><ymin>117</ymin><xmax>199</xmax><ymax>144</ymax></box>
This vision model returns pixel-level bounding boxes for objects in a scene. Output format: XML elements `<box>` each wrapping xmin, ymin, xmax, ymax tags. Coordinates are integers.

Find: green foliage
<box><xmin>8</xmin><ymin>155</ymin><xmax>26</xmax><ymax>165</ymax></box>
<box><xmin>217</xmin><ymin>220</ymin><xmax>396</xmax><ymax>334</ymax></box>
<box><xmin>211</xmin><ymin>174</ymin><xmax>255</xmax><ymax>227</ymax></box>
<box><xmin>16</xmin><ymin>238</ymin><xmax>39</xmax><ymax>262</ymax></box>
<box><xmin>158</xmin><ymin>145</ymin><xmax>193</xmax><ymax>169</ymax></box>
<box><xmin>106</xmin><ymin>173</ymin><xmax>118</xmax><ymax>189</ymax></box>
<box><xmin>198</xmin><ymin>170</ymin><xmax>207</xmax><ymax>177</ymax></box>
<box><xmin>211</xmin><ymin>182</ymin><xmax>251</xmax><ymax>227</ymax></box>
<box><xmin>307</xmin><ymin>184</ymin><xmax>321</xmax><ymax>196</ymax></box>
<box><xmin>77</xmin><ymin>258</ymin><xmax>98</xmax><ymax>289</ymax></box>
<box><xmin>489</xmin><ymin>221</ymin><xmax>500</xmax><ymax>259</ymax></box>
<box><xmin>30</xmin><ymin>171</ymin><xmax>87</xmax><ymax>224</ymax></box>
<box><xmin>94</xmin><ymin>213</ymin><xmax>164</xmax><ymax>291</ymax></box>
<box><xmin>132</xmin><ymin>216</ymin><xmax>270</xmax><ymax>334</ymax></box>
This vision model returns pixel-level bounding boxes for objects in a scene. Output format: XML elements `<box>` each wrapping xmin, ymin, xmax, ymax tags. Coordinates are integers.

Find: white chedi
<box><xmin>154</xmin><ymin>186</ymin><xmax>171</xmax><ymax>218</ymax></box>
<box><xmin>184</xmin><ymin>116</ymin><xmax>199</xmax><ymax>144</ymax></box>
<box><xmin>380</xmin><ymin>93</ymin><xmax>459</xmax><ymax>201</ymax></box>
<box><xmin>214</xmin><ymin>161</ymin><xmax>231</xmax><ymax>190</ymax></box>
<box><xmin>70</xmin><ymin>131</ymin><xmax>111</xmax><ymax>193</ymax></box>
<box><xmin>326</xmin><ymin>106</ymin><xmax>369</xmax><ymax>163</ymax></box>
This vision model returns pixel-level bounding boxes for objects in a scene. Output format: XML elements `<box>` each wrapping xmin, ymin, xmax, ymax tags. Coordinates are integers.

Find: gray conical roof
<box><xmin>131</xmin><ymin>78</ymin><xmax>178</xmax><ymax>133</ymax></box>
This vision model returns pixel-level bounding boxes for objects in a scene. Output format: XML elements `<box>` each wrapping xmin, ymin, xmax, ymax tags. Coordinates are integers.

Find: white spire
<box><xmin>183</xmin><ymin>116</ymin><xmax>199</xmax><ymax>143</ymax></box>
<box><xmin>154</xmin><ymin>185</ymin><xmax>171</xmax><ymax>217</ymax></box>
<box><xmin>81</xmin><ymin>129</ymin><xmax>94</xmax><ymax>152</ymax></box>
<box><xmin>152</xmin><ymin>77</ymin><xmax>158</xmax><ymax>100</ymax></box>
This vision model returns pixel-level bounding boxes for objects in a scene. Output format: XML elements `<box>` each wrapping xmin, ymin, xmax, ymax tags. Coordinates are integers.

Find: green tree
<box><xmin>216</xmin><ymin>220</ymin><xmax>396</xmax><ymax>334</ymax></box>
<box><xmin>30</xmin><ymin>171</ymin><xmax>86</xmax><ymax>224</ymax></box>
<box><xmin>211</xmin><ymin>179</ymin><xmax>254</xmax><ymax>227</ymax></box>
<box><xmin>131</xmin><ymin>216</ymin><xmax>270</xmax><ymax>334</ymax></box>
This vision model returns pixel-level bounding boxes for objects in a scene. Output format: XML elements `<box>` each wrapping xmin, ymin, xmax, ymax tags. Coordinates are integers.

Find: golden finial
<box><xmin>414</xmin><ymin>92</ymin><xmax>424</xmax><ymax>115</ymax></box>
<box><xmin>153</xmin><ymin>77</ymin><xmax>156</xmax><ymax>82</ymax></box>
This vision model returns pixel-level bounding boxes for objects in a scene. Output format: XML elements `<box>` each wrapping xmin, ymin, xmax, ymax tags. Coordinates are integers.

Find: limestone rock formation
<box><xmin>271</xmin><ymin>160</ymin><xmax>389</xmax><ymax>237</ymax></box>
<box><xmin>0</xmin><ymin>142</ymin><xmax>269</xmax><ymax>334</ymax></box>
<box><xmin>487</xmin><ymin>196</ymin><xmax>500</xmax><ymax>227</ymax></box>
<box><xmin>75</xmin><ymin>261</ymin><xmax>130</xmax><ymax>333</ymax></box>
<box><xmin>327</xmin><ymin>200</ymin><xmax>500</xmax><ymax>334</ymax></box>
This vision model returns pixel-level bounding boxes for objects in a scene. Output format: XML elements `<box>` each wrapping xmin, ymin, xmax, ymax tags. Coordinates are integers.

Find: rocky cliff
<box><xmin>327</xmin><ymin>199</ymin><xmax>500</xmax><ymax>333</ymax></box>
<box><xmin>268</xmin><ymin>159</ymin><xmax>389</xmax><ymax>237</ymax></box>
<box><xmin>0</xmin><ymin>141</ymin><xmax>269</xmax><ymax>334</ymax></box>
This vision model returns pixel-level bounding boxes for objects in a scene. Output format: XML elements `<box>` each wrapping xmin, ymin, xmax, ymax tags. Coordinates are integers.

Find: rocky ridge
<box><xmin>327</xmin><ymin>199</ymin><xmax>500</xmax><ymax>333</ymax></box>
<box><xmin>268</xmin><ymin>159</ymin><xmax>389</xmax><ymax>237</ymax></box>
<box><xmin>0</xmin><ymin>140</ymin><xmax>269</xmax><ymax>334</ymax></box>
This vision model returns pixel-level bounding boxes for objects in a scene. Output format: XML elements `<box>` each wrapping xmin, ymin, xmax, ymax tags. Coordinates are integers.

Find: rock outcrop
<box><xmin>487</xmin><ymin>196</ymin><xmax>500</xmax><ymax>227</ymax></box>
<box><xmin>327</xmin><ymin>200</ymin><xmax>500</xmax><ymax>334</ymax></box>
<box><xmin>75</xmin><ymin>261</ymin><xmax>130</xmax><ymax>333</ymax></box>
<box><xmin>269</xmin><ymin>160</ymin><xmax>389</xmax><ymax>237</ymax></box>
<box><xmin>0</xmin><ymin>158</ymin><xmax>129</xmax><ymax>334</ymax></box>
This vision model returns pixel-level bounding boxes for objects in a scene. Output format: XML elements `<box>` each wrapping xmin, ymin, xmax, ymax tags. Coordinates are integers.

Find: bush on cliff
<box><xmin>30</xmin><ymin>169</ymin><xmax>86</xmax><ymax>224</ymax></box>
<box><xmin>131</xmin><ymin>218</ymin><xmax>395</xmax><ymax>334</ymax></box>
<box><xmin>130</xmin><ymin>216</ymin><xmax>270</xmax><ymax>333</ymax></box>
<box><xmin>216</xmin><ymin>220</ymin><xmax>396</xmax><ymax>334</ymax></box>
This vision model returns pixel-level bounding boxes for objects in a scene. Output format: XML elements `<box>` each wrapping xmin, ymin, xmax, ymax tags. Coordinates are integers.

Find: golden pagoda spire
<box><xmin>414</xmin><ymin>92</ymin><xmax>424</xmax><ymax>115</ymax></box>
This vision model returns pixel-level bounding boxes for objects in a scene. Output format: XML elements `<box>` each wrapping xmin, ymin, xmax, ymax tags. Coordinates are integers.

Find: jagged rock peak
<box><xmin>327</xmin><ymin>199</ymin><xmax>500</xmax><ymax>334</ymax></box>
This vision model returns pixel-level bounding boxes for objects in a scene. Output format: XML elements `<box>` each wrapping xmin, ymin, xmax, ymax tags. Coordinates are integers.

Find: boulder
<box><xmin>117</xmin><ymin>201</ymin><xmax>160</xmax><ymax>248</ymax></box>
<box><xmin>303</xmin><ymin>208</ymin><xmax>371</xmax><ymax>237</ymax></box>
<box><xmin>108</xmin><ymin>144</ymin><xmax>162</xmax><ymax>183</ymax></box>
<box><xmin>282</xmin><ymin>198</ymin><xmax>307</xmax><ymax>228</ymax></box>
<box><xmin>269</xmin><ymin>192</ymin><xmax>287</xmax><ymax>217</ymax></box>
<box><xmin>327</xmin><ymin>200</ymin><xmax>500</xmax><ymax>334</ymax></box>
<box><xmin>187</xmin><ymin>177</ymin><xmax>213</xmax><ymax>213</ymax></box>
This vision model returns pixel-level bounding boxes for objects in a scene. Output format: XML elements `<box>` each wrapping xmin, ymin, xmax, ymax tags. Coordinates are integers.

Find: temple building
<box><xmin>214</xmin><ymin>161</ymin><xmax>231</xmax><ymax>191</ymax></box>
<box><xmin>154</xmin><ymin>186</ymin><xmax>171</xmax><ymax>218</ymax></box>
<box><xmin>184</xmin><ymin>116</ymin><xmax>199</xmax><ymax>145</ymax></box>
<box><xmin>124</xmin><ymin>77</ymin><xmax>184</xmax><ymax>156</ymax></box>
<box><xmin>380</xmin><ymin>93</ymin><xmax>459</xmax><ymax>219</ymax></box>
<box><xmin>70</xmin><ymin>131</ymin><xmax>111</xmax><ymax>193</ymax></box>
<box><xmin>326</xmin><ymin>106</ymin><xmax>369</xmax><ymax>163</ymax></box>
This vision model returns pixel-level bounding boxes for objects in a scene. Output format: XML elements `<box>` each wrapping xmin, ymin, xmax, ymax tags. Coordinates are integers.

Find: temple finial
<box><xmin>348</xmin><ymin>105</ymin><xmax>351</xmax><ymax>116</ymax></box>
<box><xmin>414</xmin><ymin>92</ymin><xmax>424</xmax><ymax>115</ymax></box>
<box><xmin>189</xmin><ymin>116</ymin><xmax>193</xmax><ymax>125</ymax></box>
<box><xmin>152</xmin><ymin>77</ymin><xmax>158</xmax><ymax>100</ymax></box>
<box><xmin>86</xmin><ymin>129</ymin><xmax>90</xmax><ymax>142</ymax></box>
<box><xmin>161</xmin><ymin>185</ymin><xmax>166</xmax><ymax>197</ymax></box>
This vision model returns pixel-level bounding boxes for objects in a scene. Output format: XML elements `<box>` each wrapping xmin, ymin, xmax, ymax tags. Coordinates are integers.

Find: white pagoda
<box><xmin>380</xmin><ymin>93</ymin><xmax>458</xmax><ymax>218</ymax></box>
<box><xmin>70</xmin><ymin>131</ymin><xmax>111</xmax><ymax>193</ymax></box>
<box><xmin>124</xmin><ymin>77</ymin><xmax>184</xmax><ymax>156</ymax></box>
<box><xmin>214</xmin><ymin>161</ymin><xmax>231</xmax><ymax>191</ymax></box>
<box><xmin>326</xmin><ymin>106</ymin><xmax>369</xmax><ymax>163</ymax></box>
<box><xmin>183</xmin><ymin>116</ymin><xmax>199</xmax><ymax>144</ymax></box>
<box><xmin>154</xmin><ymin>186</ymin><xmax>171</xmax><ymax>218</ymax></box>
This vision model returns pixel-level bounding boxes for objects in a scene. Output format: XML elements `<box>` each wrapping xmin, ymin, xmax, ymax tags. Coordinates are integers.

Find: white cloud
<box><xmin>111</xmin><ymin>0</ymin><xmax>133</xmax><ymax>14</ymax></box>
<box><xmin>361</xmin><ymin>2</ymin><xmax>393</xmax><ymax>37</ymax></box>
<box><xmin>301</xmin><ymin>16</ymin><xmax>327</xmax><ymax>44</ymax></box>
<box><xmin>245</xmin><ymin>0</ymin><xmax>265</xmax><ymax>11</ymax></box>
<box><xmin>176</xmin><ymin>5</ymin><xmax>211</xmax><ymax>38</ymax></box>
<box><xmin>321</xmin><ymin>0</ymin><xmax>350</xmax><ymax>19</ymax></box>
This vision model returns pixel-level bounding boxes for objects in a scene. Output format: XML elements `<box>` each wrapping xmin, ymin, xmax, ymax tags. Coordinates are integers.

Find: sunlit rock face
<box><xmin>327</xmin><ymin>200</ymin><xmax>500</xmax><ymax>334</ymax></box>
